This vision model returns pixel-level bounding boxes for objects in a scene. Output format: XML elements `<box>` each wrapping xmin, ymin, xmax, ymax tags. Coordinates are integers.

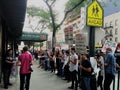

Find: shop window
<box><xmin>110</xmin><ymin>21</ymin><xmax>113</xmax><ymax>26</ymax></box>
<box><xmin>110</xmin><ymin>38</ymin><xmax>112</xmax><ymax>41</ymax></box>
<box><xmin>115</xmin><ymin>19</ymin><xmax>118</xmax><ymax>26</ymax></box>
<box><xmin>110</xmin><ymin>30</ymin><xmax>112</xmax><ymax>34</ymax></box>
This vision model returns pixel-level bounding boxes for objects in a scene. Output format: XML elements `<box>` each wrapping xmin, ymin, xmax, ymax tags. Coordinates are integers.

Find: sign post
<box><xmin>87</xmin><ymin>0</ymin><xmax>104</xmax><ymax>57</ymax></box>
<box><xmin>87</xmin><ymin>0</ymin><xmax>104</xmax><ymax>27</ymax></box>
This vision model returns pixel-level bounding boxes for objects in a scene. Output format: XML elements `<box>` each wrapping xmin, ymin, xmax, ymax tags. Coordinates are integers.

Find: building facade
<box><xmin>0</xmin><ymin>0</ymin><xmax>27</xmax><ymax>82</ymax></box>
<box><xmin>104</xmin><ymin>11</ymin><xmax>120</xmax><ymax>43</ymax></box>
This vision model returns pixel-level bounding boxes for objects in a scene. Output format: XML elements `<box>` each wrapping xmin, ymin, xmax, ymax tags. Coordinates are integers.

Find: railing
<box><xmin>112</xmin><ymin>69</ymin><xmax>120</xmax><ymax>90</ymax></box>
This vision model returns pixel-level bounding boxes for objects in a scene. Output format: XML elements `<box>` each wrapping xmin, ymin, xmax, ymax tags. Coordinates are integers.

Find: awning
<box><xmin>0</xmin><ymin>0</ymin><xmax>27</xmax><ymax>38</ymax></box>
<box><xmin>20</xmin><ymin>32</ymin><xmax>48</xmax><ymax>42</ymax></box>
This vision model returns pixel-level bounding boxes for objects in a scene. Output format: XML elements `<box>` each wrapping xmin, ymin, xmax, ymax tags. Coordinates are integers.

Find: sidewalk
<box><xmin>0</xmin><ymin>62</ymin><xmax>71</xmax><ymax>90</ymax></box>
<box><xmin>1</xmin><ymin>61</ymin><xmax>117</xmax><ymax>90</ymax></box>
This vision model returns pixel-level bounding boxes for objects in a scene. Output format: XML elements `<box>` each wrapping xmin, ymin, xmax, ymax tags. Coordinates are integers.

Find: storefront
<box><xmin>0</xmin><ymin>18</ymin><xmax>2</xmax><ymax>82</ymax></box>
<box><xmin>0</xmin><ymin>0</ymin><xmax>27</xmax><ymax>82</ymax></box>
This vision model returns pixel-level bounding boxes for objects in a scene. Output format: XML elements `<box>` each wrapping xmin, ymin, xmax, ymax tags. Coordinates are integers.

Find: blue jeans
<box><xmin>44</xmin><ymin>59</ymin><xmax>49</xmax><ymax>70</ymax></box>
<box><xmin>82</xmin><ymin>77</ymin><xmax>91</xmax><ymax>90</ymax></box>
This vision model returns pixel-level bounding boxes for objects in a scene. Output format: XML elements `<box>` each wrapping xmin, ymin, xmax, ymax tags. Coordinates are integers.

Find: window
<box><xmin>115</xmin><ymin>19</ymin><xmax>118</xmax><ymax>26</ymax></box>
<box><xmin>115</xmin><ymin>28</ymin><xmax>118</xmax><ymax>35</ymax></box>
<box><xmin>110</xmin><ymin>38</ymin><xmax>112</xmax><ymax>41</ymax></box>
<box><xmin>105</xmin><ymin>23</ymin><xmax>108</xmax><ymax>27</ymax></box>
<box><xmin>105</xmin><ymin>30</ymin><xmax>108</xmax><ymax>34</ymax></box>
<box><xmin>105</xmin><ymin>37</ymin><xmax>108</xmax><ymax>41</ymax></box>
<box><xmin>110</xmin><ymin>30</ymin><xmax>112</xmax><ymax>34</ymax></box>
<box><xmin>115</xmin><ymin>37</ymin><xmax>118</xmax><ymax>42</ymax></box>
<box><xmin>110</xmin><ymin>21</ymin><xmax>112</xmax><ymax>26</ymax></box>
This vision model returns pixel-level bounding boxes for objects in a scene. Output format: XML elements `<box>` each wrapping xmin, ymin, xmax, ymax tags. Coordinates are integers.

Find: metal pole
<box><xmin>117</xmin><ymin>70</ymin><xmax>120</xmax><ymax>90</ymax></box>
<box><xmin>89</xmin><ymin>26</ymin><xmax>95</xmax><ymax>57</ymax></box>
<box><xmin>113</xmin><ymin>76</ymin><xmax>115</xmax><ymax>90</ymax></box>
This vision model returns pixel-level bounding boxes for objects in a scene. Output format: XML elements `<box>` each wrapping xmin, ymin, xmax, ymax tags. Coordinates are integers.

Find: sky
<box><xmin>103</xmin><ymin>0</ymin><xmax>120</xmax><ymax>16</ymax></box>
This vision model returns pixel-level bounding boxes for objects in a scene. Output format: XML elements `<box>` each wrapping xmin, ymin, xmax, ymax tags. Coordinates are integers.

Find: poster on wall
<box><xmin>64</xmin><ymin>26</ymin><xmax>73</xmax><ymax>45</ymax></box>
<box><xmin>75</xmin><ymin>34</ymin><xmax>87</xmax><ymax>54</ymax></box>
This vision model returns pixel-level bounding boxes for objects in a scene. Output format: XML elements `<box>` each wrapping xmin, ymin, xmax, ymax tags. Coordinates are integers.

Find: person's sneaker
<box><xmin>8</xmin><ymin>83</ymin><xmax>12</xmax><ymax>86</ymax></box>
<box><xmin>68</xmin><ymin>86</ymin><xmax>74</xmax><ymax>89</ymax></box>
<box><xmin>4</xmin><ymin>86</ymin><xmax>8</xmax><ymax>89</ymax></box>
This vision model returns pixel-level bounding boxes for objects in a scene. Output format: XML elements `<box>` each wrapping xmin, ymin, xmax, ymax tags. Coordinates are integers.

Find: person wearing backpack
<box><xmin>79</xmin><ymin>54</ymin><xmax>92</xmax><ymax>90</ymax></box>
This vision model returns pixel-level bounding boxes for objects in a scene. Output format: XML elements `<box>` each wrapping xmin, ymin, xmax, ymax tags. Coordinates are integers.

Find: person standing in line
<box><xmin>68</xmin><ymin>48</ymin><xmax>78</xmax><ymax>90</ymax></box>
<box><xmin>49</xmin><ymin>51</ymin><xmax>55</xmax><ymax>73</ymax></box>
<box><xmin>55</xmin><ymin>49</ymin><xmax>61</xmax><ymax>76</ymax></box>
<box><xmin>97</xmin><ymin>52</ymin><xmax>105</xmax><ymax>90</ymax></box>
<box><xmin>60</xmin><ymin>49</ymin><xmax>65</xmax><ymax>77</ymax></box>
<box><xmin>77</xmin><ymin>53</ymin><xmax>82</xmax><ymax>88</ymax></box>
<box><xmin>3</xmin><ymin>49</ymin><xmax>14</xmax><ymax>89</ymax></box>
<box><xmin>17</xmin><ymin>46</ymin><xmax>34</xmax><ymax>90</ymax></box>
<box><xmin>44</xmin><ymin>50</ymin><xmax>50</xmax><ymax>71</ymax></box>
<box><xmin>63</xmin><ymin>50</ymin><xmax>71</xmax><ymax>82</ymax></box>
<box><xmin>90</xmin><ymin>56</ymin><xmax>97</xmax><ymax>90</ymax></box>
<box><xmin>104</xmin><ymin>48</ymin><xmax>116</xmax><ymax>90</ymax></box>
<box><xmin>79</xmin><ymin>54</ymin><xmax>92</xmax><ymax>90</ymax></box>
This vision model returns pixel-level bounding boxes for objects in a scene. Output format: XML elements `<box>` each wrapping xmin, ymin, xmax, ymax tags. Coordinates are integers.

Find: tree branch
<box><xmin>56</xmin><ymin>0</ymin><xmax>85</xmax><ymax>28</ymax></box>
<box><xmin>50</xmin><ymin>0</ymin><xmax>56</xmax><ymax>6</ymax></box>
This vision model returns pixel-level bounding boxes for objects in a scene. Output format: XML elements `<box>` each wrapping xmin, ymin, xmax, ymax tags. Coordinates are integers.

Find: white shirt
<box><xmin>62</xmin><ymin>55</ymin><xmax>69</xmax><ymax>69</ymax></box>
<box><xmin>90</xmin><ymin>57</ymin><xmax>98</xmax><ymax>74</ymax></box>
<box><xmin>69</xmin><ymin>53</ymin><xmax>78</xmax><ymax>72</ymax></box>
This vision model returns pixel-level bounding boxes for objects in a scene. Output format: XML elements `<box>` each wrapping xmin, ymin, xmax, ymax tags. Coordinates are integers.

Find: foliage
<box><xmin>40</xmin><ymin>42</ymin><xmax>44</xmax><ymax>47</ymax></box>
<box><xmin>27</xmin><ymin>7</ymin><xmax>51</xmax><ymax>32</ymax></box>
<box><xmin>34</xmin><ymin>42</ymin><xmax>44</xmax><ymax>48</ymax></box>
<box><xmin>27</xmin><ymin>7</ymin><xmax>50</xmax><ymax>20</ymax></box>
<box><xmin>65</xmin><ymin>0</ymin><xmax>119</xmax><ymax>19</ymax></box>
<box><xmin>27</xmin><ymin>0</ymin><xmax>86</xmax><ymax>49</ymax></box>
<box><xmin>65</xmin><ymin>0</ymin><xmax>88</xmax><ymax>11</ymax></box>
<box><xmin>65</xmin><ymin>0</ymin><xmax>89</xmax><ymax>19</ymax></box>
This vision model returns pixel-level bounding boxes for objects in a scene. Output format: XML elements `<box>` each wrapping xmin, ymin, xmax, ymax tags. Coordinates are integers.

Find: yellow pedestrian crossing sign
<box><xmin>87</xmin><ymin>0</ymin><xmax>104</xmax><ymax>27</ymax></box>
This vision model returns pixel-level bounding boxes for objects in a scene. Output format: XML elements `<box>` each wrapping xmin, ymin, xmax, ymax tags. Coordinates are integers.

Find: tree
<box><xmin>65</xmin><ymin>0</ymin><xmax>89</xmax><ymax>20</ymax></box>
<box><xmin>65</xmin><ymin>0</ymin><xmax>119</xmax><ymax>18</ymax></box>
<box><xmin>27</xmin><ymin>0</ymin><xmax>118</xmax><ymax>53</ymax></box>
<box><xmin>43</xmin><ymin>0</ymin><xmax>86</xmax><ymax>53</ymax></box>
<box><xmin>27</xmin><ymin>7</ymin><xmax>50</xmax><ymax>33</ymax></box>
<box><xmin>34</xmin><ymin>42</ymin><xmax>44</xmax><ymax>49</ymax></box>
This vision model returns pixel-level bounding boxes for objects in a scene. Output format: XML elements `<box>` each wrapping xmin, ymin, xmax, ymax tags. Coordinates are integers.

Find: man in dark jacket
<box><xmin>3</xmin><ymin>49</ymin><xmax>14</xmax><ymax>89</ymax></box>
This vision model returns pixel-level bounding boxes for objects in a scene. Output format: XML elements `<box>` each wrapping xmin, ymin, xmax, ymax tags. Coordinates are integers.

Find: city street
<box><xmin>0</xmin><ymin>61</ymin><xmax>119</xmax><ymax>90</ymax></box>
<box><xmin>0</xmin><ymin>0</ymin><xmax>120</xmax><ymax>90</ymax></box>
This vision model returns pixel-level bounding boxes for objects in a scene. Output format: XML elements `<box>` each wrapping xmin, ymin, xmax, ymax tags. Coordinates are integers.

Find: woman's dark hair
<box><xmin>23</xmin><ymin>46</ymin><xmax>28</xmax><ymax>52</ymax></box>
<box><xmin>66</xmin><ymin>50</ymin><xmax>70</xmax><ymax>54</ymax></box>
<box><xmin>71</xmin><ymin>47</ymin><xmax>75</xmax><ymax>52</ymax></box>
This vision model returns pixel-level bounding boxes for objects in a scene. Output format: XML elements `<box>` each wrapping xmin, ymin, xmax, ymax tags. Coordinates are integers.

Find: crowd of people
<box><xmin>2</xmin><ymin>46</ymin><xmax>120</xmax><ymax>90</ymax></box>
<box><xmin>35</xmin><ymin>47</ymin><xmax>119</xmax><ymax>90</ymax></box>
